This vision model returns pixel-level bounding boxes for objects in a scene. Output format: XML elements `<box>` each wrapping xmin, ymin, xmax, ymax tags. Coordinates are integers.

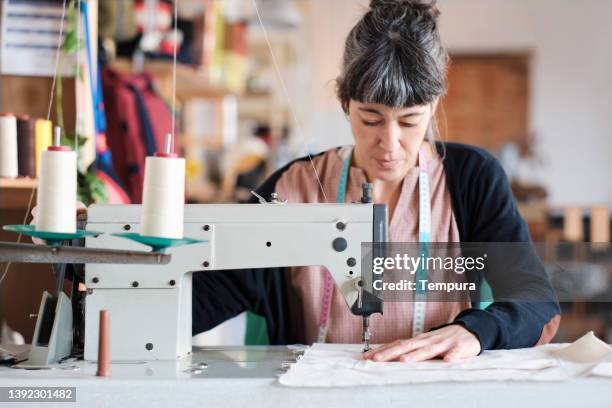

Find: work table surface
<box><xmin>0</xmin><ymin>346</ymin><xmax>611</xmax><ymax>408</ymax></box>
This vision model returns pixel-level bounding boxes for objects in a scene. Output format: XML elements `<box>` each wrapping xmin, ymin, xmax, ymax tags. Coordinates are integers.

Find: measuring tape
<box><xmin>412</xmin><ymin>148</ymin><xmax>431</xmax><ymax>337</ymax></box>
<box><xmin>317</xmin><ymin>146</ymin><xmax>431</xmax><ymax>342</ymax></box>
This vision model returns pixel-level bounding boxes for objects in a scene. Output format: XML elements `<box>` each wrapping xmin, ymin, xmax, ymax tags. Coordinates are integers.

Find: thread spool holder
<box><xmin>3</xmin><ymin>224</ymin><xmax>205</xmax><ymax>254</ymax></box>
<box><xmin>2</xmin><ymin>225</ymin><xmax>103</xmax><ymax>247</ymax></box>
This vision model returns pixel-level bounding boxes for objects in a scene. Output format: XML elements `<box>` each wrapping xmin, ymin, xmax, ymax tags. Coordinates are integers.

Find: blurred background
<box><xmin>0</xmin><ymin>0</ymin><xmax>611</xmax><ymax>345</ymax></box>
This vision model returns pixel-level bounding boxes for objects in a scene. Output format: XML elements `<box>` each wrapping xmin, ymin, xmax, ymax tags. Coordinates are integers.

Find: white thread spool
<box><xmin>0</xmin><ymin>113</ymin><xmax>18</xmax><ymax>178</ymax></box>
<box><xmin>140</xmin><ymin>134</ymin><xmax>185</xmax><ymax>239</ymax></box>
<box><xmin>35</xmin><ymin>127</ymin><xmax>77</xmax><ymax>233</ymax></box>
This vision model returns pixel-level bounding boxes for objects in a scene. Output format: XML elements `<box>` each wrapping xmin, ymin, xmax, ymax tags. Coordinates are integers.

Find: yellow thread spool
<box><xmin>35</xmin><ymin>119</ymin><xmax>53</xmax><ymax>177</ymax></box>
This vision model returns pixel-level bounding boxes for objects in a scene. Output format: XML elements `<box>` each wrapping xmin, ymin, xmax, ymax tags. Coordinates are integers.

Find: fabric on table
<box><xmin>278</xmin><ymin>331</ymin><xmax>612</xmax><ymax>387</ymax></box>
<box><xmin>551</xmin><ymin>331</ymin><xmax>611</xmax><ymax>363</ymax></box>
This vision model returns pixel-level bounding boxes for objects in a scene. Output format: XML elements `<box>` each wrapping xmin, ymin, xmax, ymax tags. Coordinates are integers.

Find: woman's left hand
<box><xmin>362</xmin><ymin>324</ymin><xmax>481</xmax><ymax>362</ymax></box>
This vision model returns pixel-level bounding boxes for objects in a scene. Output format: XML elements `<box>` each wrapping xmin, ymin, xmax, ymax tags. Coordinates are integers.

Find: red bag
<box><xmin>101</xmin><ymin>67</ymin><xmax>172</xmax><ymax>203</ymax></box>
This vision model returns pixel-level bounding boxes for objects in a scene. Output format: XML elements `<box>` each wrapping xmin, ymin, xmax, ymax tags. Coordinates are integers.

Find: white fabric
<box><xmin>552</xmin><ymin>331</ymin><xmax>612</xmax><ymax>363</ymax></box>
<box><xmin>279</xmin><ymin>331</ymin><xmax>612</xmax><ymax>387</ymax></box>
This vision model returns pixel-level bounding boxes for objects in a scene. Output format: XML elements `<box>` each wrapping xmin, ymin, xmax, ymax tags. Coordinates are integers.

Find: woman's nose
<box><xmin>378</xmin><ymin>123</ymin><xmax>402</xmax><ymax>152</ymax></box>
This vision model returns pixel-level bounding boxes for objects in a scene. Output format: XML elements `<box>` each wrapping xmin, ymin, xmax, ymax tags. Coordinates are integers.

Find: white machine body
<box><xmin>84</xmin><ymin>203</ymin><xmax>384</xmax><ymax>360</ymax></box>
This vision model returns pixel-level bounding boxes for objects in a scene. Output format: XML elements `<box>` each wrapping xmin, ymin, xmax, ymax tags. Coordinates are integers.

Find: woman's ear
<box><xmin>343</xmin><ymin>99</ymin><xmax>352</xmax><ymax>115</ymax></box>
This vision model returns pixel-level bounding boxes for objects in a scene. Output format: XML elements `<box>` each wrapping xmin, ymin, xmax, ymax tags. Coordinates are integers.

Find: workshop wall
<box><xmin>300</xmin><ymin>0</ymin><xmax>612</xmax><ymax>209</ymax></box>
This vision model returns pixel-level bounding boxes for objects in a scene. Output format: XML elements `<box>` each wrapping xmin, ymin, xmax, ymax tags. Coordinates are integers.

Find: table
<box><xmin>0</xmin><ymin>346</ymin><xmax>611</xmax><ymax>408</ymax></box>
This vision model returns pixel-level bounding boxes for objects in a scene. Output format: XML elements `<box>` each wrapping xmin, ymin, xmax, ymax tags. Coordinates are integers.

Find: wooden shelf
<box><xmin>109</xmin><ymin>58</ymin><xmax>233</xmax><ymax>100</ymax></box>
<box><xmin>0</xmin><ymin>177</ymin><xmax>37</xmax><ymax>189</ymax></box>
<box><xmin>0</xmin><ymin>178</ymin><xmax>37</xmax><ymax>210</ymax></box>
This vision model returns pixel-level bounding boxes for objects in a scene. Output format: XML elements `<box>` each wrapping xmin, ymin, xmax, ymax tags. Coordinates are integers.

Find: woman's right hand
<box><xmin>29</xmin><ymin>201</ymin><xmax>87</xmax><ymax>245</ymax></box>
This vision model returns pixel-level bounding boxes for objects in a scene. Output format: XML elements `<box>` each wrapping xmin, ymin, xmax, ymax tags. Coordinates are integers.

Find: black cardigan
<box><xmin>192</xmin><ymin>142</ymin><xmax>560</xmax><ymax>350</ymax></box>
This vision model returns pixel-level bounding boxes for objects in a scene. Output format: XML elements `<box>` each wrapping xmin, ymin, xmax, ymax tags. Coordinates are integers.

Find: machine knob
<box><xmin>332</xmin><ymin>237</ymin><xmax>347</xmax><ymax>252</ymax></box>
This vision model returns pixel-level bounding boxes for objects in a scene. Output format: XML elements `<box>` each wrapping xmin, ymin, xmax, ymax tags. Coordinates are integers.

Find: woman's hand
<box><xmin>363</xmin><ymin>324</ymin><xmax>481</xmax><ymax>362</ymax></box>
<box><xmin>29</xmin><ymin>201</ymin><xmax>87</xmax><ymax>245</ymax></box>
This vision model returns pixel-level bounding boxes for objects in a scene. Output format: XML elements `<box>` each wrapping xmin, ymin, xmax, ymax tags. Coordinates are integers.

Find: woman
<box><xmin>193</xmin><ymin>0</ymin><xmax>560</xmax><ymax>362</ymax></box>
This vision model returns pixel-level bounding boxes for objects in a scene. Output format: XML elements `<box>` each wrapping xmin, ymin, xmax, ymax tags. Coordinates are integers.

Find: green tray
<box><xmin>3</xmin><ymin>225</ymin><xmax>103</xmax><ymax>245</ymax></box>
<box><xmin>111</xmin><ymin>232</ymin><xmax>206</xmax><ymax>253</ymax></box>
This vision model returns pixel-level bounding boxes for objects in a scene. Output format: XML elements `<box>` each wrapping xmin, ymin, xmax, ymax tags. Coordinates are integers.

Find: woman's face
<box><xmin>348</xmin><ymin>100</ymin><xmax>436</xmax><ymax>183</ymax></box>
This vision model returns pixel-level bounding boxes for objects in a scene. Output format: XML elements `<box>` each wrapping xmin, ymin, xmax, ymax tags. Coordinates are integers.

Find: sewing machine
<box><xmin>3</xmin><ymin>202</ymin><xmax>612</xmax><ymax>408</ymax></box>
<box><xmin>82</xmin><ymin>199</ymin><xmax>387</xmax><ymax>361</ymax></box>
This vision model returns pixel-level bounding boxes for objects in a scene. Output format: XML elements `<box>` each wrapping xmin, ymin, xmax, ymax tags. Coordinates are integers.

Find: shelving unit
<box><xmin>100</xmin><ymin>6</ymin><xmax>305</xmax><ymax>204</ymax></box>
<box><xmin>0</xmin><ymin>178</ymin><xmax>37</xmax><ymax>211</ymax></box>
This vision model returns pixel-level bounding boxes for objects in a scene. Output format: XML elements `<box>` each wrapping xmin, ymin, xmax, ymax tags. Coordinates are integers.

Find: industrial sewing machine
<box><xmin>1</xmin><ymin>188</ymin><xmax>387</xmax><ymax>364</ymax></box>
<box><xmin>83</xmin><ymin>200</ymin><xmax>387</xmax><ymax>360</ymax></box>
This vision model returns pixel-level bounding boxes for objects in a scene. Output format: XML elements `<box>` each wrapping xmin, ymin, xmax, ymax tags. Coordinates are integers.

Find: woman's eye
<box><xmin>399</xmin><ymin>122</ymin><xmax>418</xmax><ymax>128</ymax></box>
<box><xmin>362</xmin><ymin>120</ymin><xmax>382</xmax><ymax>127</ymax></box>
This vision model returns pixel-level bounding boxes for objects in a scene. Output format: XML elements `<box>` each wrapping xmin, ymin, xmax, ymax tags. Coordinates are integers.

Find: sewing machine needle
<box><xmin>362</xmin><ymin>316</ymin><xmax>371</xmax><ymax>352</ymax></box>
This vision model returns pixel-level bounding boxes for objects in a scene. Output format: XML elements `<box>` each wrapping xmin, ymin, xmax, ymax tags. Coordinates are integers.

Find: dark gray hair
<box><xmin>336</xmin><ymin>0</ymin><xmax>449</xmax><ymax>113</ymax></box>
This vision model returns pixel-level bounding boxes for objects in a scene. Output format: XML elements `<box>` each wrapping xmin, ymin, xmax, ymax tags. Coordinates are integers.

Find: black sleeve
<box><xmin>192</xmin><ymin>267</ymin><xmax>289</xmax><ymax>344</ymax></box>
<box><xmin>191</xmin><ymin>156</ymin><xmax>316</xmax><ymax>344</ymax></box>
<box><xmin>448</xmin><ymin>151</ymin><xmax>561</xmax><ymax>350</ymax></box>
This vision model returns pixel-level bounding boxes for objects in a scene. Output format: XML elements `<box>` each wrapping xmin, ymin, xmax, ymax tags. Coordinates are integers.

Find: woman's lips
<box><xmin>375</xmin><ymin>159</ymin><xmax>402</xmax><ymax>169</ymax></box>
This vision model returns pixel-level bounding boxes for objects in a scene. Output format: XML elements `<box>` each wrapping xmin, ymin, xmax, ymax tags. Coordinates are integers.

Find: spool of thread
<box><xmin>140</xmin><ymin>134</ymin><xmax>185</xmax><ymax>239</ymax></box>
<box><xmin>590</xmin><ymin>206</ymin><xmax>610</xmax><ymax>243</ymax></box>
<box><xmin>35</xmin><ymin>119</ymin><xmax>52</xmax><ymax>177</ymax></box>
<box><xmin>35</xmin><ymin>127</ymin><xmax>77</xmax><ymax>233</ymax></box>
<box><xmin>563</xmin><ymin>207</ymin><xmax>584</xmax><ymax>242</ymax></box>
<box><xmin>96</xmin><ymin>310</ymin><xmax>111</xmax><ymax>377</ymax></box>
<box><xmin>0</xmin><ymin>113</ymin><xmax>18</xmax><ymax>178</ymax></box>
<box><xmin>17</xmin><ymin>115</ymin><xmax>36</xmax><ymax>177</ymax></box>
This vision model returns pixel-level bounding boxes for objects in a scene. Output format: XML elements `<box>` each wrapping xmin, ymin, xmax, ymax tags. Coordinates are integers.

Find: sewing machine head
<box><xmin>82</xmin><ymin>200</ymin><xmax>387</xmax><ymax>360</ymax></box>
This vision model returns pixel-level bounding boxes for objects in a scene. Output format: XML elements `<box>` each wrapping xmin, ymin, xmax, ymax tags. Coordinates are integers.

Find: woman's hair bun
<box><xmin>369</xmin><ymin>0</ymin><xmax>440</xmax><ymax>18</ymax></box>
